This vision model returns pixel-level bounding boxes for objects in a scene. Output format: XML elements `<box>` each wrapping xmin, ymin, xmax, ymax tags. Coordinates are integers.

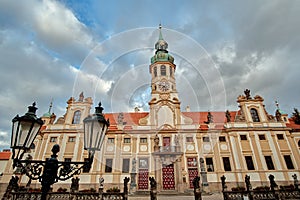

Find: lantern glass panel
<box><xmin>26</xmin><ymin>122</ymin><xmax>41</xmax><ymax>149</ymax></box>
<box><xmin>84</xmin><ymin>120</ymin><xmax>92</xmax><ymax>150</ymax></box>
<box><xmin>11</xmin><ymin>120</ymin><xmax>19</xmax><ymax>148</ymax></box>
<box><xmin>17</xmin><ymin>121</ymin><xmax>32</xmax><ymax>148</ymax></box>
<box><xmin>92</xmin><ymin>120</ymin><xmax>106</xmax><ymax>151</ymax></box>
<box><xmin>96</xmin><ymin>123</ymin><xmax>107</xmax><ymax>150</ymax></box>
<box><xmin>91</xmin><ymin>121</ymin><xmax>100</xmax><ymax>150</ymax></box>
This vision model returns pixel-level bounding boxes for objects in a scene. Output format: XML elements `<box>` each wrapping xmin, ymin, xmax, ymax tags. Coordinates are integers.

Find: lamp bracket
<box><xmin>14</xmin><ymin>159</ymin><xmax>93</xmax><ymax>181</ymax></box>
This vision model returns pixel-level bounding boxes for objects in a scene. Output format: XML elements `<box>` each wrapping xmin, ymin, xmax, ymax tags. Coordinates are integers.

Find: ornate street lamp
<box><xmin>11</xmin><ymin>102</ymin><xmax>44</xmax><ymax>166</ymax></box>
<box><xmin>83</xmin><ymin>102</ymin><xmax>110</xmax><ymax>164</ymax></box>
<box><xmin>10</xmin><ymin>102</ymin><xmax>109</xmax><ymax>200</ymax></box>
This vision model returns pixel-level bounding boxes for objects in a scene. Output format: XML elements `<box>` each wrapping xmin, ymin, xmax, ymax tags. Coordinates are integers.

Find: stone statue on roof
<box><xmin>78</xmin><ymin>92</ymin><xmax>84</xmax><ymax>102</ymax></box>
<box><xmin>117</xmin><ymin>113</ymin><xmax>124</xmax><ymax>125</ymax></box>
<box><xmin>292</xmin><ymin>108</ymin><xmax>300</xmax><ymax>124</ymax></box>
<box><xmin>225</xmin><ymin>110</ymin><xmax>231</xmax><ymax>122</ymax></box>
<box><xmin>275</xmin><ymin>109</ymin><xmax>282</xmax><ymax>122</ymax></box>
<box><xmin>50</xmin><ymin>113</ymin><xmax>56</xmax><ymax>124</ymax></box>
<box><xmin>244</xmin><ymin>89</ymin><xmax>251</xmax><ymax>100</ymax></box>
<box><xmin>205</xmin><ymin>112</ymin><xmax>213</xmax><ymax>124</ymax></box>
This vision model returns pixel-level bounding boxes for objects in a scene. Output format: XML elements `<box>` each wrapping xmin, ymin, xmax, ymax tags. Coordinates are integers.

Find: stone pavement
<box><xmin>129</xmin><ymin>193</ymin><xmax>223</xmax><ymax>200</ymax></box>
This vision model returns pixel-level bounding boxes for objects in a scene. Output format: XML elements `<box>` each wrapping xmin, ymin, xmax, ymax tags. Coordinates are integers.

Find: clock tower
<box><xmin>143</xmin><ymin>25</ymin><xmax>184</xmax><ymax>129</ymax></box>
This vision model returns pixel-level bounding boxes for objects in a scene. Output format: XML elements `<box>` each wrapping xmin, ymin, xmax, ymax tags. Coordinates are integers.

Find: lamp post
<box><xmin>10</xmin><ymin>102</ymin><xmax>109</xmax><ymax>200</ymax></box>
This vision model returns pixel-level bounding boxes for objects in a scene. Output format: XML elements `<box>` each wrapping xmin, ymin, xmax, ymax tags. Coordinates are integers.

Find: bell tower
<box><xmin>147</xmin><ymin>25</ymin><xmax>182</xmax><ymax>129</ymax></box>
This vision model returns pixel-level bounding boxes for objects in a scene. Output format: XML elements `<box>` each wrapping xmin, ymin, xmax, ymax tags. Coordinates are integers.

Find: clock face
<box><xmin>158</xmin><ymin>81</ymin><xmax>170</xmax><ymax>92</ymax></box>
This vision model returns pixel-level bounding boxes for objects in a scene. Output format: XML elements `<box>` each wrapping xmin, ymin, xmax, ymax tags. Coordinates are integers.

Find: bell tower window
<box><xmin>154</xmin><ymin>66</ymin><xmax>157</xmax><ymax>77</ymax></box>
<box><xmin>72</xmin><ymin>110</ymin><xmax>81</xmax><ymax>124</ymax></box>
<box><xmin>161</xmin><ymin>65</ymin><xmax>166</xmax><ymax>76</ymax></box>
<box><xmin>169</xmin><ymin>67</ymin><xmax>173</xmax><ymax>77</ymax></box>
<box><xmin>250</xmin><ymin>108</ymin><xmax>260</xmax><ymax>122</ymax></box>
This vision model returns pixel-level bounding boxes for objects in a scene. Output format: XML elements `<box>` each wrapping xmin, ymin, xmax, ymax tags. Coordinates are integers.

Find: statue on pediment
<box><xmin>244</xmin><ymin>89</ymin><xmax>251</xmax><ymax>100</ymax></box>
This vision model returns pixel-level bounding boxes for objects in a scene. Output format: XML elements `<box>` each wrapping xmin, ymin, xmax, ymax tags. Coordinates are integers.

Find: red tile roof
<box><xmin>105</xmin><ymin>111</ymin><xmax>237</xmax><ymax>130</ymax></box>
<box><xmin>182</xmin><ymin>111</ymin><xmax>237</xmax><ymax>124</ymax></box>
<box><xmin>0</xmin><ymin>151</ymin><xmax>11</xmax><ymax>160</ymax></box>
<box><xmin>105</xmin><ymin>112</ymin><xmax>149</xmax><ymax>126</ymax></box>
<box><xmin>286</xmin><ymin>118</ymin><xmax>300</xmax><ymax>130</ymax></box>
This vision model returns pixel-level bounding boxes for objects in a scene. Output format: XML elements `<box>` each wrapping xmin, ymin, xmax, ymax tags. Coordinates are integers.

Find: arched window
<box><xmin>154</xmin><ymin>66</ymin><xmax>157</xmax><ymax>77</ymax></box>
<box><xmin>250</xmin><ymin>108</ymin><xmax>260</xmax><ymax>122</ymax></box>
<box><xmin>161</xmin><ymin>65</ymin><xmax>166</xmax><ymax>76</ymax></box>
<box><xmin>72</xmin><ymin>110</ymin><xmax>81</xmax><ymax>124</ymax></box>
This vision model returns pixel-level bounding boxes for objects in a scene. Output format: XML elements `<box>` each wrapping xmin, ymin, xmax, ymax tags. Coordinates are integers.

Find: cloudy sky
<box><xmin>0</xmin><ymin>0</ymin><xmax>299</xmax><ymax>150</ymax></box>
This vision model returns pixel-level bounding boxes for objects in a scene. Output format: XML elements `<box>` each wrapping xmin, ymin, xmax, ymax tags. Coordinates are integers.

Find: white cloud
<box><xmin>0</xmin><ymin>0</ymin><xmax>300</xmax><ymax>150</ymax></box>
<box><xmin>0</xmin><ymin>0</ymin><xmax>96</xmax><ymax>64</ymax></box>
<box><xmin>32</xmin><ymin>0</ymin><xmax>94</xmax><ymax>51</ymax></box>
<box><xmin>215</xmin><ymin>43</ymin><xmax>236</xmax><ymax>64</ymax></box>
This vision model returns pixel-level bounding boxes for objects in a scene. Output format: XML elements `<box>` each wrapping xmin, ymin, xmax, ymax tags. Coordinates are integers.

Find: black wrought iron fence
<box><xmin>221</xmin><ymin>174</ymin><xmax>300</xmax><ymax>200</ymax></box>
<box><xmin>2</xmin><ymin>177</ymin><xmax>130</xmax><ymax>200</ymax></box>
<box><xmin>9</xmin><ymin>191</ymin><xmax>127</xmax><ymax>200</ymax></box>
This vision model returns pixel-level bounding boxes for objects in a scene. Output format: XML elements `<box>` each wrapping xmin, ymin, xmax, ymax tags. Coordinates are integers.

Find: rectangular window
<box><xmin>222</xmin><ymin>157</ymin><xmax>232</xmax><ymax>171</ymax></box>
<box><xmin>105</xmin><ymin>159</ymin><xmax>113</xmax><ymax>173</ymax></box>
<box><xmin>284</xmin><ymin>155</ymin><xmax>295</xmax><ymax>169</ymax></box>
<box><xmin>245</xmin><ymin>156</ymin><xmax>255</xmax><ymax>170</ymax></box>
<box><xmin>277</xmin><ymin>134</ymin><xmax>284</xmax><ymax>140</ymax></box>
<box><xmin>186</xmin><ymin>137</ymin><xmax>193</xmax><ymax>143</ymax></box>
<box><xmin>140</xmin><ymin>138</ymin><xmax>147</xmax><ymax>143</ymax></box>
<box><xmin>83</xmin><ymin>158</ymin><xmax>90</xmax><ymax>173</ymax></box>
<box><xmin>259</xmin><ymin>134</ymin><xmax>266</xmax><ymax>140</ymax></box>
<box><xmin>203</xmin><ymin>137</ymin><xmax>210</xmax><ymax>142</ymax></box>
<box><xmin>68</xmin><ymin>136</ymin><xmax>76</xmax><ymax>142</ymax></box>
<box><xmin>219</xmin><ymin>136</ymin><xmax>226</xmax><ymax>142</ymax></box>
<box><xmin>122</xmin><ymin>159</ymin><xmax>130</xmax><ymax>173</ymax></box>
<box><xmin>161</xmin><ymin>65</ymin><xmax>166</xmax><ymax>76</ymax></box>
<box><xmin>124</xmin><ymin>138</ymin><xmax>131</xmax><ymax>143</ymax></box>
<box><xmin>50</xmin><ymin>137</ymin><xmax>57</xmax><ymax>142</ymax></box>
<box><xmin>163</xmin><ymin>137</ymin><xmax>170</xmax><ymax>147</ymax></box>
<box><xmin>139</xmin><ymin>158</ymin><xmax>148</xmax><ymax>169</ymax></box>
<box><xmin>107</xmin><ymin>138</ymin><xmax>115</xmax><ymax>144</ymax></box>
<box><xmin>206</xmin><ymin>157</ymin><xmax>214</xmax><ymax>172</ymax></box>
<box><xmin>240</xmin><ymin>135</ymin><xmax>247</xmax><ymax>140</ymax></box>
<box><xmin>187</xmin><ymin>157</ymin><xmax>198</xmax><ymax>167</ymax></box>
<box><xmin>264</xmin><ymin>156</ymin><xmax>275</xmax><ymax>170</ymax></box>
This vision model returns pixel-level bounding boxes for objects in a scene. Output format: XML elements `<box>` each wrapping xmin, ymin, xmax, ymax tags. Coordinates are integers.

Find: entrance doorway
<box><xmin>138</xmin><ymin>158</ymin><xmax>149</xmax><ymax>190</ymax></box>
<box><xmin>162</xmin><ymin>164</ymin><xmax>175</xmax><ymax>190</ymax></box>
<box><xmin>187</xmin><ymin>157</ymin><xmax>199</xmax><ymax>188</ymax></box>
<box><xmin>188</xmin><ymin>168</ymin><xmax>199</xmax><ymax>188</ymax></box>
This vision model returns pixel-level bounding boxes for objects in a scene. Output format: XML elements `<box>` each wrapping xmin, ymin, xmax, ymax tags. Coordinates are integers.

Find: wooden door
<box><xmin>138</xmin><ymin>158</ymin><xmax>149</xmax><ymax>190</ymax></box>
<box><xmin>162</xmin><ymin>164</ymin><xmax>175</xmax><ymax>190</ymax></box>
<box><xmin>188</xmin><ymin>168</ymin><xmax>199</xmax><ymax>188</ymax></box>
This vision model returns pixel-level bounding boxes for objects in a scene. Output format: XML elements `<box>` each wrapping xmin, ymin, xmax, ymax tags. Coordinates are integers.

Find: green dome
<box><xmin>151</xmin><ymin>51</ymin><xmax>174</xmax><ymax>64</ymax></box>
<box><xmin>151</xmin><ymin>24</ymin><xmax>174</xmax><ymax>64</ymax></box>
<box><xmin>42</xmin><ymin>111</ymin><xmax>51</xmax><ymax>118</ymax></box>
<box><xmin>43</xmin><ymin>101</ymin><xmax>53</xmax><ymax>118</ymax></box>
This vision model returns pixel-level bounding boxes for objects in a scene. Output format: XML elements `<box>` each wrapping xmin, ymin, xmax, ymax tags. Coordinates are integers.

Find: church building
<box><xmin>2</xmin><ymin>26</ymin><xmax>300</xmax><ymax>194</ymax></box>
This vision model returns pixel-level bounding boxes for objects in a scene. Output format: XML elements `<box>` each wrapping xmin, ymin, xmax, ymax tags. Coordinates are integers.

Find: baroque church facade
<box><xmin>2</xmin><ymin>27</ymin><xmax>300</xmax><ymax>193</ymax></box>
